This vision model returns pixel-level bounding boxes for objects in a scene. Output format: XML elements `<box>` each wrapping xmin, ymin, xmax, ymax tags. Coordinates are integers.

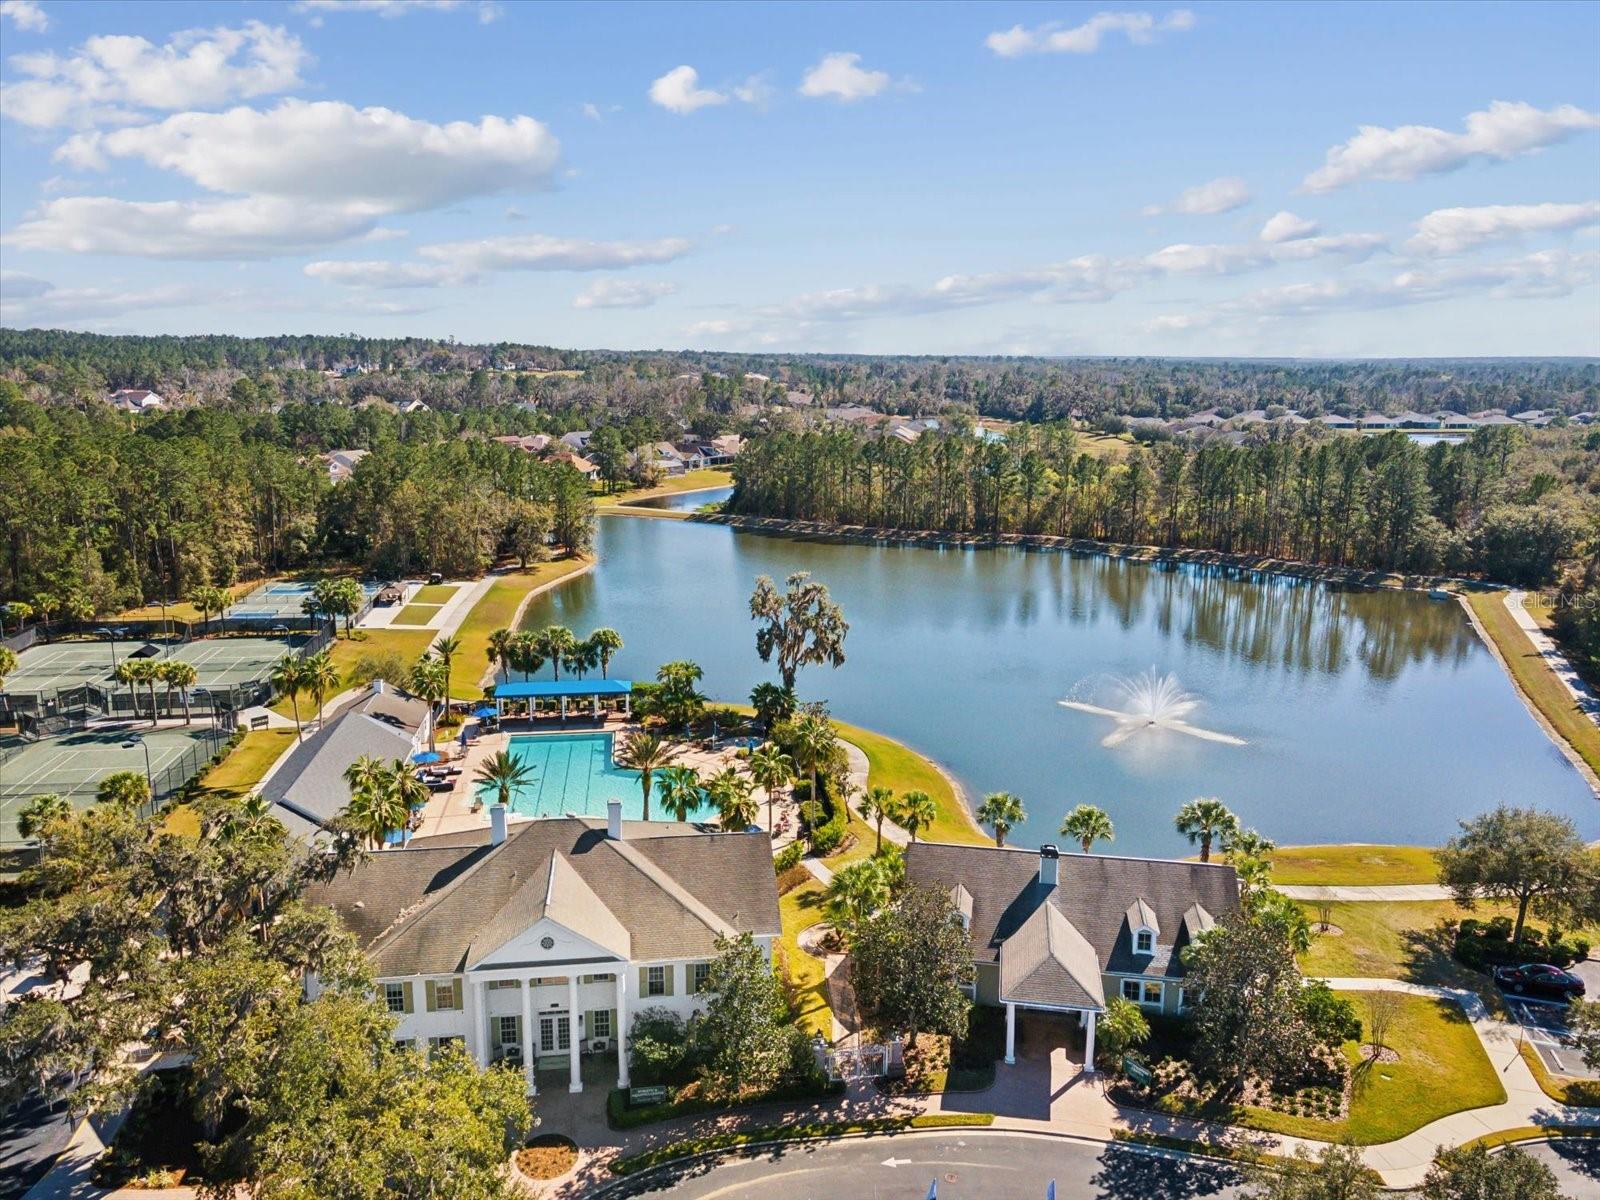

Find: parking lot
<box><xmin>1505</xmin><ymin>995</ymin><xmax>1600</xmax><ymax>1079</ymax></box>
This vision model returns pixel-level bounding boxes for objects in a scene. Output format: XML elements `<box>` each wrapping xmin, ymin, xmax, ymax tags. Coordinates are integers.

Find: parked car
<box><xmin>1493</xmin><ymin>963</ymin><xmax>1587</xmax><ymax>1002</ymax></box>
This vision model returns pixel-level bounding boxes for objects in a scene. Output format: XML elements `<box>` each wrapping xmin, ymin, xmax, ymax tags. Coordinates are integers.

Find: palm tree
<box><xmin>509</xmin><ymin>631</ymin><xmax>545</xmax><ymax>681</ymax></box>
<box><xmin>113</xmin><ymin>659</ymin><xmax>158</xmax><ymax>725</ymax></box>
<box><xmin>342</xmin><ymin>759</ymin><xmax>411</xmax><ymax>848</ymax></box>
<box><xmin>97</xmin><ymin>770</ymin><xmax>151</xmax><ymax>811</ymax></box>
<box><xmin>656</xmin><ymin>765</ymin><xmax>702</xmax><ymax>822</ymax></box>
<box><xmin>408</xmin><ymin>653</ymin><xmax>449</xmax><ymax>751</ymax></box>
<box><xmin>303</xmin><ymin>649</ymin><xmax>340</xmax><ymax>726</ymax></box>
<box><xmin>976</xmin><ymin>792</ymin><xmax>1026</xmax><ymax>848</ymax></box>
<box><xmin>748</xmin><ymin>681</ymin><xmax>796</xmax><ymax>730</ymax></box>
<box><xmin>588</xmin><ymin>628</ymin><xmax>624</xmax><ymax>678</ymax></box>
<box><xmin>535</xmin><ymin>625</ymin><xmax>577</xmax><ymax>680</ymax></box>
<box><xmin>17</xmin><ymin>793</ymin><xmax>72</xmax><ymax>841</ymax></box>
<box><xmin>269</xmin><ymin>654</ymin><xmax>309</xmax><ymax>739</ymax></box>
<box><xmin>825</xmin><ymin>858</ymin><xmax>890</xmax><ymax>940</ymax></box>
<box><xmin>31</xmin><ymin>592</ymin><xmax>59</xmax><ymax>631</ymax></box>
<box><xmin>1174</xmin><ymin>797</ymin><xmax>1240</xmax><ymax>863</ymax></box>
<box><xmin>472</xmin><ymin>750</ymin><xmax>533</xmax><ymax>809</ymax></box>
<box><xmin>1061</xmin><ymin>804</ymin><xmax>1115</xmax><ymax>854</ymax></box>
<box><xmin>789</xmin><ymin>711</ymin><xmax>837</xmax><ymax>818</ymax></box>
<box><xmin>617</xmin><ymin>731</ymin><xmax>675</xmax><ymax>821</ymax></box>
<box><xmin>432</xmin><ymin>634</ymin><xmax>462</xmax><ymax>692</ymax></box>
<box><xmin>390</xmin><ymin>756</ymin><xmax>431</xmax><ymax>819</ymax></box>
<box><xmin>159</xmin><ymin>660</ymin><xmax>199</xmax><ymax>725</ymax></box>
<box><xmin>707</xmin><ymin>767</ymin><xmax>758</xmax><ymax>831</ymax></box>
<box><xmin>487</xmin><ymin>628</ymin><xmax>514</xmax><ymax>682</ymax></box>
<box><xmin>0</xmin><ymin>645</ymin><xmax>17</xmax><ymax>691</ymax></box>
<box><xmin>859</xmin><ymin>785</ymin><xmax>895</xmax><ymax>854</ymax></box>
<box><xmin>564</xmin><ymin>638</ymin><xmax>600</xmax><ymax>680</ymax></box>
<box><xmin>899</xmin><ymin>790</ymin><xmax>936</xmax><ymax>844</ymax></box>
<box><xmin>747</xmin><ymin>742</ymin><xmax>794</xmax><ymax>833</ymax></box>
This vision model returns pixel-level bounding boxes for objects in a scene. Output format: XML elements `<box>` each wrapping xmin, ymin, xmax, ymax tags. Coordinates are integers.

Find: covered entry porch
<box><xmin>1003</xmin><ymin>1000</ymin><xmax>1098</xmax><ymax>1072</ymax></box>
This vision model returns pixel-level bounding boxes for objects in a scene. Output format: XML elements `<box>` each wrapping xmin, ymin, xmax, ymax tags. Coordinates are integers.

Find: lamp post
<box><xmin>121</xmin><ymin>736</ymin><xmax>154</xmax><ymax>798</ymax></box>
<box><xmin>98</xmin><ymin>626</ymin><xmax>120</xmax><ymax>670</ymax></box>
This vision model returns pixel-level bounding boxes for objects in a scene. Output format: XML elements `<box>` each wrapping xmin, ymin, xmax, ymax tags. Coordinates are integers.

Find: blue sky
<box><xmin>1</xmin><ymin>0</ymin><xmax>1597</xmax><ymax>355</ymax></box>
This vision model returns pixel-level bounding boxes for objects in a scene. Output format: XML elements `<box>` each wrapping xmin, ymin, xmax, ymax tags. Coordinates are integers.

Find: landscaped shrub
<box><xmin>1454</xmin><ymin>920</ymin><xmax>1589</xmax><ymax>971</ymax></box>
<box><xmin>774</xmin><ymin>841</ymin><xmax>806</xmax><ymax>874</ymax></box>
<box><xmin>625</xmin><ymin>1008</ymin><xmax>699</xmax><ymax>1087</ymax></box>
<box><xmin>1301</xmin><ymin>981</ymin><xmax>1362</xmax><ymax>1046</ymax></box>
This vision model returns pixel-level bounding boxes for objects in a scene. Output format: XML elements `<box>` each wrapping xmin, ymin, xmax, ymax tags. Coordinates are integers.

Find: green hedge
<box><xmin>606</xmin><ymin>1076</ymin><xmax>845</xmax><ymax>1131</ymax></box>
<box><xmin>610</xmin><ymin>1111</ymin><xmax>995</xmax><ymax>1174</ymax></box>
<box><xmin>1456</xmin><ymin>917</ymin><xmax>1591</xmax><ymax>971</ymax></box>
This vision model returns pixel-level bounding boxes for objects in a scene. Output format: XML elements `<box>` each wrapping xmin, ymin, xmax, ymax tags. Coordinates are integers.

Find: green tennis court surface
<box><xmin>0</xmin><ymin>725</ymin><xmax>224</xmax><ymax>842</ymax></box>
<box><xmin>231</xmin><ymin>579</ymin><xmax>381</xmax><ymax>620</ymax></box>
<box><xmin>4</xmin><ymin>634</ymin><xmax>304</xmax><ymax>697</ymax></box>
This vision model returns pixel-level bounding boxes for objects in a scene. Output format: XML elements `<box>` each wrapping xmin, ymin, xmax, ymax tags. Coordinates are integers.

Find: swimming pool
<box><xmin>492</xmin><ymin>732</ymin><xmax>701</xmax><ymax>820</ymax></box>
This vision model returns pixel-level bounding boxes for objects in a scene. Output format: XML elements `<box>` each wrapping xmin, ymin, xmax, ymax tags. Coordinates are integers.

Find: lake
<box><xmin>522</xmin><ymin>512</ymin><xmax>1596</xmax><ymax>856</ymax></box>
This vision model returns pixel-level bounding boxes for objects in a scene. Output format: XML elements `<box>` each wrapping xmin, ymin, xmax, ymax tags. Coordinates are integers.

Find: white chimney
<box><xmin>490</xmin><ymin>803</ymin><xmax>508</xmax><ymax>846</ymax></box>
<box><xmin>1039</xmin><ymin>844</ymin><xmax>1059</xmax><ymax>888</ymax></box>
<box><xmin>607</xmin><ymin>799</ymin><xmax>623</xmax><ymax>840</ymax></box>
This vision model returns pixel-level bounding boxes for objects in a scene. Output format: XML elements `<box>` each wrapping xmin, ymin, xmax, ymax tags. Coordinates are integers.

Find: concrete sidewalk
<box><xmin>1279</xmin><ymin>883</ymin><xmax>1452</xmax><ymax>901</ymax></box>
<box><xmin>1508</xmin><ymin>590</ymin><xmax>1600</xmax><ymax>723</ymax></box>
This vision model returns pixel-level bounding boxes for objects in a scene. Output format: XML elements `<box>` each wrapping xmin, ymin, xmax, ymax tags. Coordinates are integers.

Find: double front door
<box><xmin>537</xmin><ymin>1012</ymin><xmax>571</xmax><ymax>1055</ymax></box>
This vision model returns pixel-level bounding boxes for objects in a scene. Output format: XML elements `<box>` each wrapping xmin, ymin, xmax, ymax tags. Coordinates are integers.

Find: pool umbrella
<box><xmin>471</xmin><ymin>705</ymin><xmax>497</xmax><ymax>719</ymax></box>
<box><xmin>410</xmin><ymin>750</ymin><xmax>442</xmax><ymax>765</ymax></box>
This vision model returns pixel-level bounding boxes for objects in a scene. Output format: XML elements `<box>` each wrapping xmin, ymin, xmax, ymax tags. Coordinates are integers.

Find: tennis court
<box><xmin>0</xmin><ymin>725</ymin><xmax>226</xmax><ymax>843</ymax></box>
<box><xmin>4</xmin><ymin>634</ymin><xmax>303</xmax><ymax>697</ymax></box>
<box><xmin>1</xmin><ymin>640</ymin><xmax>125</xmax><ymax>696</ymax></box>
<box><xmin>232</xmin><ymin>579</ymin><xmax>381</xmax><ymax>620</ymax></box>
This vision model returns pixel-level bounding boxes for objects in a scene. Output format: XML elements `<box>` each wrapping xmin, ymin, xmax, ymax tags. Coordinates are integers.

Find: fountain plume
<box><xmin>1060</xmin><ymin>669</ymin><xmax>1245</xmax><ymax>748</ymax></box>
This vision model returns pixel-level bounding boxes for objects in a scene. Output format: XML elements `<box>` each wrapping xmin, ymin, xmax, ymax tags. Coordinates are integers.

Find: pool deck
<box><xmin>411</xmin><ymin>718</ymin><xmax>800</xmax><ymax>849</ymax></box>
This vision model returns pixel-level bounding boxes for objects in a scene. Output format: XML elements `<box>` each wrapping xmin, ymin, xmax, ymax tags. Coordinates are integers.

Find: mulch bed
<box><xmin>515</xmin><ymin>1134</ymin><xmax>579</xmax><ymax>1179</ymax></box>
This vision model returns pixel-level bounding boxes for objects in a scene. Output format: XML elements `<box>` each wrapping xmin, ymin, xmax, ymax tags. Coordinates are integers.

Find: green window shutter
<box><xmin>639</xmin><ymin>967</ymin><xmax>649</xmax><ymax>996</ymax></box>
<box><xmin>402</xmin><ymin>981</ymin><xmax>414</xmax><ymax>1014</ymax></box>
<box><xmin>662</xmin><ymin>965</ymin><xmax>674</xmax><ymax>997</ymax></box>
<box><xmin>424</xmin><ymin>980</ymin><xmax>437</xmax><ymax>1012</ymax></box>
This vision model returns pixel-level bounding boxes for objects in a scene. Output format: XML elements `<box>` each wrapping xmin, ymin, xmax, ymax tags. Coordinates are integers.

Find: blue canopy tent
<box><xmin>491</xmin><ymin>678</ymin><xmax>633</xmax><ymax>722</ymax></box>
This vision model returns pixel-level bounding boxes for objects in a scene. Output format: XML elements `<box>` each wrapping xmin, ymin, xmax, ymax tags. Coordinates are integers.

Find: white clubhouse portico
<box><xmin>307</xmin><ymin>801</ymin><xmax>780</xmax><ymax>1094</ymax></box>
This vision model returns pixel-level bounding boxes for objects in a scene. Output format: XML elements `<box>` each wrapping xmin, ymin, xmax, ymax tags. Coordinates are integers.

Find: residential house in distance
<box><xmin>559</xmin><ymin>430</ymin><xmax>593</xmax><ymax>452</ymax></box>
<box><xmin>305</xmin><ymin>805</ymin><xmax>781</xmax><ymax>1095</ymax></box>
<box><xmin>1392</xmin><ymin>411</ymin><xmax>1439</xmax><ymax>428</ymax></box>
<box><xmin>1471</xmin><ymin>411</ymin><xmax>1522</xmax><ymax>427</ymax></box>
<box><xmin>1434</xmin><ymin>411</ymin><xmax>1480</xmax><ymax>430</ymax></box>
<box><xmin>110</xmin><ymin>388</ymin><xmax>167</xmax><ymax>414</ymax></box>
<box><xmin>1358</xmin><ymin>412</ymin><xmax>1398</xmax><ymax>429</ymax></box>
<box><xmin>547</xmin><ymin>448</ymin><xmax>600</xmax><ymax>481</ymax></box>
<box><xmin>399</xmin><ymin>399</ymin><xmax>431</xmax><ymax>415</ymax></box>
<box><xmin>906</xmin><ymin>842</ymin><xmax>1239</xmax><ymax>1070</ymax></box>
<box><xmin>1315</xmin><ymin>413</ymin><xmax>1357</xmax><ymax>429</ymax></box>
<box><xmin>1511</xmin><ymin>409</ymin><xmax>1553</xmax><ymax>427</ymax></box>
<box><xmin>324</xmin><ymin>448</ymin><xmax>370</xmax><ymax>484</ymax></box>
<box><xmin>261</xmin><ymin>681</ymin><xmax>434</xmax><ymax>842</ymax></box>
<box><xmin>491</xmin><ymin>434</ymin><xmax>552</xmax><ymax>455</ymax></box>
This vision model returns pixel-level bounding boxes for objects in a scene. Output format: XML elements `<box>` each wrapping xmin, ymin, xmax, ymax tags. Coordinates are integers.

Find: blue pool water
<box><xmin>493</xmin><ymin>733</ymin><xmax>702</xmax><ymax>820</ymax></box>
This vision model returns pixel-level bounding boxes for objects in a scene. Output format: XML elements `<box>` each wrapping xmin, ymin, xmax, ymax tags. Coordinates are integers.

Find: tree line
<box><xmin>728</xmin><ymin>423</ymin><xmax>1597</xmax><ymax>585</ymax></box>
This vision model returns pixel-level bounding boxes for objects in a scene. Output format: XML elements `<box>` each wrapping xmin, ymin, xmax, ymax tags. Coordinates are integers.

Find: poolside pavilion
<box><xmin>491</xmin><ymin>679</ymin><xmax>632</xmax><ymax>722</ymax></box>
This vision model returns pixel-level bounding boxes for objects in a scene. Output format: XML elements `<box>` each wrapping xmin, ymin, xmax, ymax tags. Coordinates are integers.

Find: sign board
<box><xmin>1122</xmin><ymin>1056</ymin><xmax>1153</xmax><ymax>1086</ymax></box>
<box><xmin>628</xmin><ymin>1085</ymin><xmax>668</xmax><ymax>1107</ymax></box>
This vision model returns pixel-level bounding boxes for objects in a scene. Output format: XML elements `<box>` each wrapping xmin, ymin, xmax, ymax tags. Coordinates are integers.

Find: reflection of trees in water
<box><xmin>1069</xmin><ymin>555</ymin><xmax>1475</xmax><ymax>685</ymax></box>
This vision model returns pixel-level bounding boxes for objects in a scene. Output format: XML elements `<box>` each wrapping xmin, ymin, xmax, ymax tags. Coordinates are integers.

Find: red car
<box><xmin>1493</xmin><ymin>963</ymin><xmax>1587</xmax><ymax>1002</ymax></box>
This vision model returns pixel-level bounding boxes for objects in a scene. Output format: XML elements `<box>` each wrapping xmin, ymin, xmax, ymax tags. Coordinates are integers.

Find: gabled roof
<box><xmin>261</xmin><ymin>701</ymin><xmax>420</xmax><ymax>830</ymax></box>
<box><xmin>1181</xmin><ymin>902</ymin><xmax>1215</xmax><ymax>942</ymax></box>
<box><xmin>1125</xmin><ymin>896</ymin><xmax>1159</xmax><ymax>935</ymax></box>
<box><xmin>950</xmin><ymin>883</ymin><xmax>973</xmax><ymax>926</ymax></box>
<box><xmin>999</xmin><ymin>903</ymin><xmax>1105</xmax><ymax>1010</ymax></box>
<box><xmin>307</xmin><ymin>817</ymin><xmax>780</xmax><ymax>977</ymax></box>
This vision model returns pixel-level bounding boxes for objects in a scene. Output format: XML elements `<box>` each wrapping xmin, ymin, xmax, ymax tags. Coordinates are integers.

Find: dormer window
<box><xmin>1135</xmin><ymin>928</ymin><xmax>1154</xmax><ymax>955</ymax></box>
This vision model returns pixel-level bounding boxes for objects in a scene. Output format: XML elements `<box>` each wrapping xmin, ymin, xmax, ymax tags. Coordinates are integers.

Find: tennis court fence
<box><xmin>5</xmin><ymin>680</ymin><xmax>273</xmax><ymax>735</ymax></box>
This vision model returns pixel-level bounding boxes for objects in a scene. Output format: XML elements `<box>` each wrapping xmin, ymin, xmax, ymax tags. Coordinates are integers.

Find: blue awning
<box><xmin>493</xmin><ymin>679</ymin><xmax>632</xmax><ymax>699</ymax></box>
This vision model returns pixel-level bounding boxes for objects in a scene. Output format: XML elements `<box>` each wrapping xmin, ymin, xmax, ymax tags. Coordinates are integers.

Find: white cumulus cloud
<box><xmin>572</xmin><ymin>279</ymin><xmax>678</xmax><ymax>309</ymax></box>
<box><xmin>1142</xmin><ymin>176</ymin><xmax>1251</xmax><ymax>217</ymax></box>
<box><xmin>0</xmin><ymin>21</ymin><xmax>307</xmax><ymax>129</ymax></box>
<box><xmin>986</xmin><ymin>9</ymin><xmax>1194</xmax><ymax>57</ymax></box>
<box><xmin>57</xmin><ymin>100</ymin><xmax>561</xmax><ymax>213</ymax></box>
<box><xmin>292</xmin><ymin>1</ymin><xmax>499</xmax><ymax>20</ymax></box>
<box><xmin>306</xmin><ymin>233</ymin><xmax>693</xmax><ymax>288</ymax></box>
<box><xmin>0</xmin><ymin>1</ymin><xmax>48</xmax><ymax>32</ymax></box>
<box><xmin>798</xmin><ymin>53</ymin><xmax>890</xmax><ymax>103</ymax></box>
<box><xmin>5</xmin><ymin>196</ymin><xmax>378</xmax><ymax>259</ymax></box>
<box><xmin>1259</xmin><ymin>211</ymin><xmax>1320</xmax><ymax>243</ymax></box>
<box><xmin>649</xmin><ymin>65</ymin><xmax>727</xmax><ymax>114</ymax></box>
<box><xmin>1302</xmin><ymin>100</ymin><xmax>1600</xmax><ymax>193</ymax></box>
<box><xmin>1406</xmin><ymin>201</ymin><xmax>1600</xmax><ymax>256</ymax></box>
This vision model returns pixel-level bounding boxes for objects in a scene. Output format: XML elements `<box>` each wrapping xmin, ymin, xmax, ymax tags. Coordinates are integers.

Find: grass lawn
<box><xmin>393</xmin><ymin>602</ymin><xmax>443</xmax><ymax>625</ymax></box>
<box><xmin>778</xmin><ymin>881</ymin><xmax>832</xmax><ymax>1039</ymax></box>
<box><xmin>1077</xmin><ymin>431</ymin><xmax>1134</xmax><ymax>462</ymax></box>
<box><xmin>1271</xmin><ymin>845</ymin><xmax>1439</xmax><ymax>886</ymax></box>
<box><xmin>1465</xmin><ymin>590</ymin><xmax>1600</xmax><ymax>778</ymax></box>
<box><xmin>1297</xmin><ymin>900</ymin><xmax>1488</xmax><ymax>990</ymax></box>
<box><xmin>1519</xmin><ymin>1041</ymin><xmax>1600</xmax><ymax>1107</ymax></box>
<box><xmin>831</xmin><ymin>717</ymin><xmax>987</xmax><ymax>846</ymax></box>
<box><xmin>410</xmin><ymin>584</ymin><xmax>459</xmax><ymax>604</ymax></box>
<box><xmin>597</xmin><ymin>468</ymin><xmax>731</xmax><ymax>506</ymax></box>
<box><xmin>113</xmin><ymin>577</ymin><xmax>265</xmax><ymax>623</ymax></box>
<box><xmin>1157</xmin><ymin>992</ymin><xmax>1504</xmax><ymax>1144</ymax></box>
<box><xmin>449</xmin><ymin>557</ymin><xmax>590</xmax><ymax>699</ymax></box>
<box><xmin>271</xmin><ymin>626</ymin><xmax>439</xmax><ymax>717</ymax></box>
<box><xmin>163</xmin><ymin>728</ymin><xmax>297</xmax><ymax>836</ymax></box>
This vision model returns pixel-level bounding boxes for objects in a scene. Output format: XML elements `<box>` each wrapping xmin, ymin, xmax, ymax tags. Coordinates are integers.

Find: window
<box><xmin>429</xmin><ymin>979</ymin><xmax>460</xmax><ymax>1011</ymax></box>
<box><xmin>591</xmin><ymin>1010</ymin><xmax>612</xmax><ymax>1040</ymax></box>
<box><xmin>691</xmin><ymin>962</ymin><xmax>711</xmax><ymax>993</ymax></box>
<box><xmin>1121</xmin><ymin>979</ymin><xmax>1163</xmax><ymax>1007</ymax></box>
<box><xmin>383</xmin><ymin>982</ymin><xmax>406</xmax><ymax>1013</ymax></box>
<box><xmin>1121</xmin><ymin>979</ymin><xmax>1142</xmax><ymax>1002</ymax></box>
<box><xmin>1142</xmin><ymin>981</ymin><xmax>1163</xmax><ymax>1006</ymax></box>
<box><xmin>647</xmin><ymin>966</ymin><xmax>666</xmax><ymax>996</ymax></box>
<box><xmin>427</xmin><ymin>1035</ymin><xmax>463</xmax><ymax>1058</ymax></box>
<box><xmin>1177</xmin><ymin>987</ymin><xmax>1192</xmax><ymax>1012</ymax></box>
<box><xmin>497</xmin><ymin>1016</ymin><xmax>519</xmax><ymax>1047</ymax></box>
<box><xmin>1134</xmin><ymin>929</ymin><xmax>1154</xmax><ymax>955</ymax></box>
<box><xmin>488</xmin><ymin>979</ymin><xmax>520</xmax><ymax>991</ymax></box>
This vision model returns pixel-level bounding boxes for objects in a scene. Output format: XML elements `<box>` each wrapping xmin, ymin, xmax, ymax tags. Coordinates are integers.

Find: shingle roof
<box><xmin>906</xmin><ymin>842</ymin><xmax>1240</xmax><ymax>992</ymax></box>
<box><xmin>999</xmin><ymin>903</ymin><xmax>1105</xmax><ymax>1010</ymax></box>
<box><xmin>261</xmin><ymin>706</ymin><xmax>418</xmax><ymax>830</ymax></box>
<box><xmin>1125</xmin><ymin>897</ymin><xmax>1159</xmax><ymax>937</ymax></box>
<box><xmin>307</xmin><ymin>817</ymin><xmax>780</xmax><ymax>977</ymax></box>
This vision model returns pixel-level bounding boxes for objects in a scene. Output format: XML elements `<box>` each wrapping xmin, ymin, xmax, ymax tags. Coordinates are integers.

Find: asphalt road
<box><xmin>603</xmin><ymin>1132</ymin><xmax>1249</xmax><ymax>1199</ymax></box>
<box><xmin>602</xmin><ymin>1134</ymin><xmax>1600</xmax><ymax>1200</ymax></box>
<box><xmin>0</xmin><ymin>1091</ymin><xmax>75</xmax><ymax>1200</ymax></box>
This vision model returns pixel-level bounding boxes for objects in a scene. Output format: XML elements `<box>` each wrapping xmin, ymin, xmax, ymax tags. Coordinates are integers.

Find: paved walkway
<box><xmin>1508</xmin><ymin>590</ymin><xmax>1600</xmax><ymax>723</ymax></box>
<box><xmin>1279</xmin><ymin>883</ymin><xmax>1452</xmax><ymax>901</ymax></box>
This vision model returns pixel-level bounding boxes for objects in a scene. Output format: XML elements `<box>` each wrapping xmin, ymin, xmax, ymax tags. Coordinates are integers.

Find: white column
<box><xmin>615</xmin><ymin>971</ymin><xmax>630</xmax><ymax>1088</ymax></box>
<box><xmin>520</xmin><ymin>978</ymin><xmax>536</xmax><ymax>1095</ymax></box>
<box><xmin>623</xmin><ymin>693</ymin><xmax>631</xmax><ymax>717</ymax></box>
<box><xmin>560</xmin><ymin>696</ymin><xmax>567</xmax><ymax>722</ymax></box>
<box><xmin>1004</xmin><ymin>1002</ymin><xmax>1016</xmax><ymax>1065</ymax></box>
<box><xmin>566</xmin><ymin>975</ymin><xmax>582</xmax><ymax>1093</ymax></box>
<box><xmin>466</xmin><ymin>978</ymin><xmax>486</xmax><ymax>1066</ymax></box>
<box><xmin>592</xmin><ymin>695</ymin><xmax>599</xmax><ymax>719</ymax></box>
<box><xmin>1083</xmin><ymin>1009</ymin><xmax>1097</xmax><ymax>1074</ymax></box>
